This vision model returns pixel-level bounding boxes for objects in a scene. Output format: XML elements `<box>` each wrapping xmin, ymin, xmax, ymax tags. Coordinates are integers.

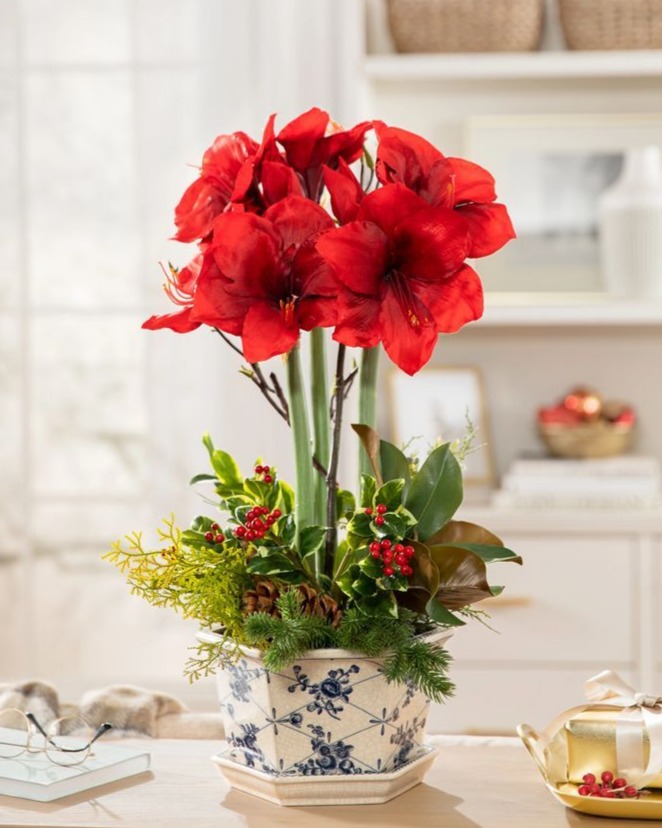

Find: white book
<box><xmin>509</xmin><ymin>456</ymin><xmax>661</xmax><ymax>479</ymax></box>
<box><xmin>501</xmin><ymin>474</ymin><xmax>661</xmax><ymax>496</ymax></box>
<box><xmin>0</xmin><ymin>731</ymin><xmax>150</xmax><ymax>802</ymax></box>
<box><xmin>492</xmin><ymin>490</ymin><xmax>662</xmax><ymax>510</ymax></box>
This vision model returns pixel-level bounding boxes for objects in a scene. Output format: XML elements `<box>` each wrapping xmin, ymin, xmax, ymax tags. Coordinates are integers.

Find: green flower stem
<box><xmin>310</xmin><ymin>328</ymin><xmax>330</xmax><ymax>529</ymax></box>
<box><xmin>287</xmin><ymin>341</ymin><xmax>315</xmax><ymax>556</ymax></box>
<box><xmin>358</xmin><ymin>346</ymin><xmax>380</xmax><ymax>479</ymax></box>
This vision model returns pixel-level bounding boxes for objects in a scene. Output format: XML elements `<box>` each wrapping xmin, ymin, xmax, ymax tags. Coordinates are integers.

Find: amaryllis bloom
<box><xmin>190</xmin><ymin>197</ymin><xmax>337</xmax><ymax>362</ymax></box>
<box><xmin>277</xmin><ymin>107</ymin><xmax>370</xmax><ymax>200</ymax></box>
<box><xmin>373</xmin><ymin>121</ymin><xmax>515</xmax><ymax>259</ymax></box>
<box><xmin>316</xmin><ymin>184</ymin><xmax>483</xmax><ymax>376</ymax></box>
<box><xmin>142</xmin><ymin>255</ymin><xmax>204</xmax><ymax>333</ymax></box>
<box><xmin>173</xmin><ymin>133</ymin><xmax>258</xmax><ymax>243</ymax></box>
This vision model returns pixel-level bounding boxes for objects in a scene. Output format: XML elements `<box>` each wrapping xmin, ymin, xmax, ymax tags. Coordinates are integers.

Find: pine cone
<box><xmin>242</xmin><ymin>580</ymin><xmax>343</xmax><ymax>628</ymax></box>
<box><xmin>297</xmin><ymin>583</ymin><xmax>343</xmax><ymax>628</ymax></box>
<box><xmin>242</xmin><ymin>580</ymin><xmax>280</xmax><ymax>616</ymax></box>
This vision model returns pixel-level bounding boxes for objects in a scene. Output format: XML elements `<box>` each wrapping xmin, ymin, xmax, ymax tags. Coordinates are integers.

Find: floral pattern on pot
<box><xmin>218</xmin><ymin>651</ymin><xmax>434</xmax><ymax>777</ymax></box>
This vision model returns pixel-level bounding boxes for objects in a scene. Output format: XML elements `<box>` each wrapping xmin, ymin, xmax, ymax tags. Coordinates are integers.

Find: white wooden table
<box><xmin>0</xmin><ymin>735</ymin><xmax>643</xmax><ymax>827</ymax></box>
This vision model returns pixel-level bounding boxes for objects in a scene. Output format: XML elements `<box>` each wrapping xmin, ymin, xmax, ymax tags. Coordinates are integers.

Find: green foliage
<box><xmin>103</xmin><ymin>515</ymin><xmax>250</xmax><ymax>643</ymax></box>
<box><xmin>381</xmin><ymin>640</ymin><xmax>454</xmax><ymax>703</ymax></box>
<box><xmin>405</xmin><ymin>443</ymin><xmax>463</xmax><ymax>541</ymax></box>
<box><xmin>243</xmin><ymin>590</ymin><xmax>337</xmax><ymax>671</ymax></box>
<box><xmin>184</xmin><ymin>634</ymin><xmax>243</xmax><ymax>683</ymax></box>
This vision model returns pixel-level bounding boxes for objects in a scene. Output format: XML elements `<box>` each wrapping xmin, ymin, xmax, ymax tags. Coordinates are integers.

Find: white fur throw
<box><xmin>0</xmin><ymin>681</ymin><xmax>224</xmax><ymax>740</ymax></box>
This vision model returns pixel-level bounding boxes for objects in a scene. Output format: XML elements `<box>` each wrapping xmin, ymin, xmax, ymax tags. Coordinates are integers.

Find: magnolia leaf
<box><xmin>491</xmin><ymin>585</ymin><xmax>505</xmax><ymax>596</ymax></box>
<box><xmin>405</xmin><ymin>444</ymin><xmax>463</xmax><ymax>541</ymax></box>
<box><xmin>380</xmin><ymin>440</ymin><xmax>411</xmax><ymax>495</ymax></box>
<box><xmin>427</xmin><ymin>520</ymin><xmax>504</xmax><ymax>548</ymax></box>
<box><xmin>352</xmin><ymin>424</ymin><xmax>383</xmax><ymax>486</ymax></box>
<box><xmin>360</xmin><ymin>474</ymin><xmax>377</xmax><ymax>508</ymax></box>
<box><xmin>428</xmin><ymin>544</ymin><xmax>493</xmax><ymax>609</ymax></box>
<box><xmin>298</xmin><ymin>525</ymin><xmax>328</xmax><ymax>560</ymax></box>
<box><xmin>374</xmin><ymin>479</ymin><xmax>405</xmax><ymax>511</ymax></box>
<box><xmin>425</xmin><ymin>596</ymin><xmax>466</xmax><ymax>626</ymax></box>
<box><xmin>189</xmin><ymin>473</ymin><xmax>217</xmax><ymax>485</ymax></box>
<box><xmin>449</xmin><ymin>543</ymin><xmax>522</xmax><ymax>566</ymax></box>
<box><xmin>210</xmin><ymin>449</ymin><xmax>242</xmax><ymax>487</ymax></box>
<box><xmin>407</xmin><ymin>541</ymin><xmax>440</xmax><ymax>597</ymax></box>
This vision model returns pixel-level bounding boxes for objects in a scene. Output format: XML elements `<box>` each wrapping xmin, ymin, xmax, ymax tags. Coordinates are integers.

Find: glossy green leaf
<box><xmin>278</xmin><ymin>481</ymin><xmax>295</xmax><ymax>513</ymax></box>
<box><xmin>374</xmin><ymin>479</ymin><xmax>405</xmax><ymax>511</ymax></box>
<box><xmin>380</xmin><ymin>440</ymin><xmax>411</xmax><ymax>496</ymax></box>
<box><xmin>189</xmin><ymin>473</ymin><xmax>217</xmax><ymax>485</ymax></box>
<box><xmin>360</xmin><ymin>474</ymin><xmax>377</xmax><ymax>508</ymax></box>
<box><xmin>336</xmin><ymin>488</ymin><xmax>356</xmax><ymax>518</ymax></box>
<box><xmin>426</xmin><ymin>520</ymin><xmax>503</xmax><ymax>548</ymax></box>
<box><xmin>405</xmin><ymin>443</ymin><xmax>463</xmax><ymax>541</ymax></box>
<box><xmin>298</xmin><ymin>525</ymin><xmax>328</xmax><ymax>560</ymax></box>
<box><xmin>210</xmin><ymin>449</ymin><xmax>242</xmax><ymax>487</ymax></box>
<box><xmin>448</xmin><ymin>543</ymin><xmax>522</xmax><ymax>565</ymax></box>
<box><xmin>425</xmin><ymin>596</ymin><xmax>465</xmax><ymax>626</ymax></box>
<box><xmin>428</xmin><ymin>544</ymin><xmax>493</xmax><ymax>609</ymax></box>
<box><xmin>347</xmin><ymin>512</ymin><xmax>374</xmax><ymax>540</ymax></box>
<box><xmin>247</xmin><ymin>551</ymin><xmax>298</xmax><ymax>576</ymax></box>
<box><xmin>352</xmin><ymin>571</ymin><xmax>379</xmax><ymax>597</ymax></box>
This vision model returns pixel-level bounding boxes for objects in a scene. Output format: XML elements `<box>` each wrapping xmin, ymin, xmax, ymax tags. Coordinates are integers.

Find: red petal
<box><xmin>265</xmin><ymin>196</ymin><xmax>334</xmax><ymax>251</ymax></box>
<box><xmin>241</xmin><ymin>302</ymin><xmax>299</xmax><ymax>362</ymax></box>
<box><xmin>316</xmin><ymin>121</ymin><xmax>370</xmax><ymax>168</ymax></box>
<box><xmin>357</xmin><ymin>184</ymin><xmax>429</xmax><ymax>236</ymax></box>
<box><xmin>448</xmin><ymin>158</ymin><xmax>497</xmax><ymax>204</ymax></box>
<box><xmin>316</xmin><ymin>222</ymin><xmax>388</xmax><ymax>296</ymax></box>
<box><xmin>189</xmin><ymin>254</ymin><xmax>248</xmax><ymax>335</ymax></box>
<box><xmin>255</xmin><ymin>114</ymin><xmax>281</xmax><ymax>164</ymax></box>
<box><xmin>416</xmin><ymin>264</ymin><xmax>484</xmax><ymax>333</ymax></box>
<box><xmin>173</xmin><ymin>178</ymin><xmax>227</xmax><ymax>243</ymax></box>
<box><xmin>332</xmin><ymin>292</ymin><xmax>382</xmax><ymax>349</ymax></box>
<box><xmin>394</xmin><ymin>206</ymin><xmax>470</xmax><ymax>281</ymax></box>
<box><xmin>260</xmin><ymin>160</ymin><xmax>303</xmax><ymax>205</ymax></box>
<box><xmin>323</xmin><ymin>160</ymin><xmax>364</xmax><ymax>224</ymax></box>
<box><xmin>210</xmin><ymin>212</ymin><xmax>283</xmax><ymax>298</ymax></box>
<box><xmin>379</xmin><ymin>286</ymin><xmax>438</xmax><ymax>376</ymax></box>
<box><xmin>142</xmin><ymin>308</ymin><xmax>201</xmax><ymax>333</ymax></box>
<box><xmin>202</xmin><ymin>131</ymin><xmax>258</xmax><ymax>180</ymax></box>
<box><xmin>298</xmin><ymin>296</ymin><xmax>337</xmax><ymax>330</ymax></box>
<box><xmin>373</xmin><ymin>121</ymin><xmax>445</xmax><ymax>190</ymax></box>
<box><xmin>459</xmin><ymin>203</ymin><xmax>516</xmax><ymax>258</ymax></box>
<box><xmin>291</xmin><ymin>246</ymin><xmax>338</xmax><ymax>299</ymax></box>
<box><xmin>277</xmin><ymin>107</ymin><xmax>329</xmax><ymax>171</ymax></box>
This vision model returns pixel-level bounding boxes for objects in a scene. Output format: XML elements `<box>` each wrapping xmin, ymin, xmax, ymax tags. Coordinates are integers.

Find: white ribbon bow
<box><xmin>585</xmin><ymin>670</ymin><xmax>662</xmax><ymax>786</ymax></box>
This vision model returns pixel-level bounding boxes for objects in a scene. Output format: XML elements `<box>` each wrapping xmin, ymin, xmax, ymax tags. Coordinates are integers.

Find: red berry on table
<box><xmin>404</xmin><ymin>545</ymin><xmax>415</xmax><ymax>558</ymax></box>
<box><xmin>589</xmin><ymin>783</ymin><xmax>600</xmax><ymax>795</ymax></box>
<box><xmin>582</xmin><ymin>773</ymin><xmax>596</xmax><ymax>785</ymax></box>
<box><xmin>578</xmin><ymin>785</ymin><xmax>591</xmax><ymax>797</ymax></box>
<box><xmin>613</xmin><ymin>778</ymin><xmax>627</xmax><ymax>790</ymax></box>
<box><xmin>264</xmin><ymin>474</ymin><xmax>273</xmax><ymax>484</ymax></box>
<box><xmin>246</xmin><ymin>530</ymin><xmax>256</xmax><ymax>541</ymax></box>
<box><xmin>214</xmin><ymin>533</ymin><xmax>224</xmax><ymax>544</ymax></box>
<box><xmin>602</xmin><ymin>790</ymin><xmax>616</xmax><ymax>798</ymax></box>
<box><xmin>383</xmin><ymin>566</ymin><xmax>394</xmax><ymax>577</ymax></box>
<box><xmin>376</xmin><ymin>504</ymin><xmax>387</xmax><ymax>514</ymax></box>
<box><xmin>262</xmin><ymin>465</ymin><xmax>270</xmax><ymax>473</ymax></box>
<box><xmin>235</xmin><ymin>526</ymin><xmax>246</xmax><ymax>538</ymax></box>
<box><xmin>369</xmin><ymin>541</ymin><xmax>381</xmax><ymax>553</ymax></box>
<box><xmin>272</xmin><ymin>509</ymin><xmax>281</xmax><ymax>519</ymax></box>
<box><xmin>375</xmin><ymin>516</ymin><xmax>385</xmax><ymax>526</ymax></box>
<box><xmin>624</xmin><ymin>786</ymin><xmax>639</xmax><ymax>798</ymax></box>
<box><xmin>601</xmin><ymin>771</ymin><xmax>614</xmax><ymax>785</ymax></box>
<box><xmin>364</xmin><ymin>507</ymin><xmax>373</xmax><ymax>516</ymax></box>
<box><xmin>380</xmin><ymin>538</ymin><xmax>392</xmax><ymax>549</ymax></box>
<box><xmin>254</xmin><ymin>465</ymin><xmax>263</xmax><ymax>474</ymax></box>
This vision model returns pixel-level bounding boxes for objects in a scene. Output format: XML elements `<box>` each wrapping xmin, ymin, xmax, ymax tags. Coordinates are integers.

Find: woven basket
<box><xmin>386</xmin><ymin>0</ymin><xmax>544</xmax><ymax>53</ymax></box>
<box><xmin>559</xmin><ymin>0</ymin><xmax>662</xmax><ymax>50</ymax></box>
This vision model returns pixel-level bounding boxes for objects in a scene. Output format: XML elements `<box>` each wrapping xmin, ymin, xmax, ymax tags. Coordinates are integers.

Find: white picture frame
<box><xmin>388</xmin><ymin>366</ymin><xmax>494</xmax><ymax>486</ymax></box>
<box><xmin>466</xmin><ymin>113</ymin><xmax>662</xmax><ymax>296</ymax></box>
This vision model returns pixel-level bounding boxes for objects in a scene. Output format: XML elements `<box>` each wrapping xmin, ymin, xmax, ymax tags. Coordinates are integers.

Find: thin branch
<box><xmin>214</xmin><ymin>329</ymin><xmax>244</xmax><ymax>358</ymax></box>
<box><xmin>342</xmin><ymin>367</ymin><xmax>359</xmax><ymax>401</ymax></box>
<box><xmin>325</xmin><ymin>345</ymin><xmax>347</xmax><ymax>576</ymax></box>
<box><xmin>269</xmin><ymin>371</ymin><xmax>290</xmax><ymax>422</ymax></box>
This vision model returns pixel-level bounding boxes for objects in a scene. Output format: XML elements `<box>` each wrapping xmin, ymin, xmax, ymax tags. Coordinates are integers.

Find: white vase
<box><xmin>197</xmin><ymin>627</ymin><xmax>452</xmax><ymax>806</ymax></box>
<box><xmin>599</xmin><ymin>146</ymin><xmax>662</xmax><ymax>299</ymax></box>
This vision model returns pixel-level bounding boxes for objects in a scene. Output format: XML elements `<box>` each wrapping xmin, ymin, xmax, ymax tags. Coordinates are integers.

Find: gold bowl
<box><xmin>538</xmin><ymin>421</ymin><xmax>634</xmax><ymax>459</ymax></box>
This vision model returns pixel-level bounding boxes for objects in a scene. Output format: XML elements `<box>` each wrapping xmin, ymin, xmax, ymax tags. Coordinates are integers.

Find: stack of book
<box><xmin>493</xmin><ymin>455</ymin><xmax>662</xmax><ymax>510</ymax></box>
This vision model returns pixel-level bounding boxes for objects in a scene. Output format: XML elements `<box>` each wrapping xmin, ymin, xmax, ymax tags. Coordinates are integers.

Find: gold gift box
<box><xmin>566</xmin><ymin>708</ymin><xmax>662</xmax><ymax>787</ymax></box>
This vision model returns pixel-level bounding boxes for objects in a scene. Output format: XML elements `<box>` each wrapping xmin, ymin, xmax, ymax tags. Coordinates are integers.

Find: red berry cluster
<box><xmin>578</xmin><ymin>771</ymin><xmax>640</xmax><ymax>799</ymax></box>
<box><xmin>364</xmin><ymin>502</ymin><xmax>388</xmax><ymax>526</ymax></box>
<box><xmin>235</xmin><ymin>507</ymin><xmax>282</xmax><ymax>542</ymax></box>
<box><xmin>369</xmin><ymin>538</ymin><xmax>415</xmax><ymax>578</ymax></box>
<box><xmin>204</xmin><ymin>523</ymin><xmax>225</xmax><ymax>544</ymax></box>
<box><xmin>254</xmin><ymin>464</ymin><xmax>274</xmax><ymax>484</ymax></box>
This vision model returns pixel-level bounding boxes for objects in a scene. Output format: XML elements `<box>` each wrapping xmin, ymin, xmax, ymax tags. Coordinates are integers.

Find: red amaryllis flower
<box><xmin>277</xmin><ymin>107</ymin><xmax>370</xmax><ymax>200</ymax></box>
<box><xmin>191</xmin><ymin>197</ymin><xmax>337</xmax><ymax>362</ymax></box>
<box><xmin>142</xmin><ymin>255</ymin><xmax>204</xmax><ymax>333</ymax></box>
<box><xmin>173</xmin><ymin>133</ymin><xmax>259</xmax><ymax>243</ymax></box>
<box><xmin>373</xmin><ymin>121</ymin><xmax>515</xmax><ymax>259</ymax></box>
<box><xmin>316</xmin><ymin>184</ymin><xmax>483</xmax><ymax>376</ymax></box>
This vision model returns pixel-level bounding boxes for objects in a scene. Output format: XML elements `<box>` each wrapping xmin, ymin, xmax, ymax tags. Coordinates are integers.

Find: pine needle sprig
<box><xmin>244</xmin><ymin>589</ymin><xmax>339</xmax><ymax>672</ymax></box>
<box><xmin>382</xmin><ymin>640</ymin><xmax>455</xmax><ymax>704</ymax></box>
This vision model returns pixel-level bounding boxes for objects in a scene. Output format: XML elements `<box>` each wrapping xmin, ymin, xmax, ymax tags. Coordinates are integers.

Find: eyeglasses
<box><xmin>0</xmin><ymin>708</ymin><xmax>112</xmax><ymax>766</ymax></box>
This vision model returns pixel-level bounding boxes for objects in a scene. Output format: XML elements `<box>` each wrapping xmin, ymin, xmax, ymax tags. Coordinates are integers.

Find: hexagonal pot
<box><xmin>197</xmin><ymin>628</ymin><xmax>452</xmax><ymax>806</ymax></box>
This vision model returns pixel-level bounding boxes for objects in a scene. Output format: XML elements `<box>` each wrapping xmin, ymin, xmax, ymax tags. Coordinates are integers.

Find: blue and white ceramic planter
<box><xmin>198</xmin><ymin>628</ymin><xmax>452</xmax><ymax>805</ymax></box>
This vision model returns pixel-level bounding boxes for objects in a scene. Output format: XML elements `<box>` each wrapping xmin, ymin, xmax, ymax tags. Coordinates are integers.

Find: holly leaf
<box><xmin>347</xmin><ymin>512</ymin><xmax>374</xmax><ymax>540</ymax></box>
<box><xmin>360</xmin><ymin>474</ymin><xmax>377</xmax><ymax>508</ymax></box>
<box><xmin>374</xmin><ymin>479</ymin><xmax>405</xmax><ymax>511</ymax></box>
<box><xmin>189</xmin><ymin>473</ymin><xmax>217</xmax><ymax>485</ymax></box>
<box><xmin>298</xmin><ymin>526</ymin><xmax>328</xmax><ymax>560</ymax></box>
<box><xmin>405</xmin><ymin>443</ymin><xmax>463</xmax><ymax>541</ymax></box>
<box><xmin>352</xmin><ymin>424</ymin><xmax>383</xmax><ymax>485</ymax></box>
<box><xmin>278</xmin><ymin>480</ymin><xmax>295</xmax><ymax>513</ymax></box>
<box><xmin>247</xmin><ymin>551</ymin><xmax>299</xmax><ymax>577</ymax></box>
<box><xmin>210</xmin><ymin>449</ymin><xmax>243</xmax><ymax>488</ymax></box>
<box><xmin>336</xmin><ymin>488</ymin><xmax>356</xmax><ymax>519</ymax></box>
